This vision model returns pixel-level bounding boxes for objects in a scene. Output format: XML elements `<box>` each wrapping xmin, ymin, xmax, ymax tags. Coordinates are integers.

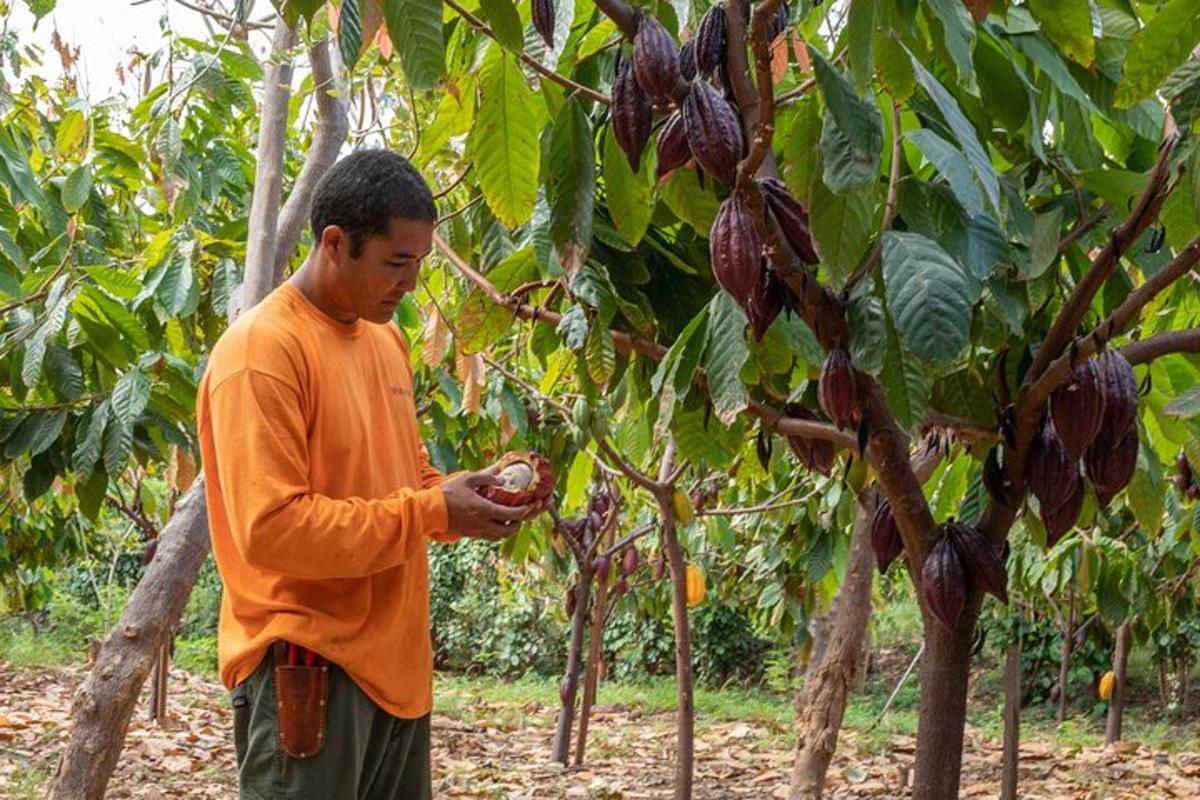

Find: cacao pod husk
<box><xmin>1099</xmin><ymin>671</ymin><xmax>1115</xmax><ymax>701</ymax></box>
<box><xmin>560</xmin><ymin>677</ymin><xmax>572</xmax><ymax>705</ymax></box>
<box><xmin>766</xmin><ymin>0</ymin><xmax>790</xmax><ymax>43</ymax></box>
<box><xmin>1096</xmin><ymin>350</ymin><xmax>1138</xmax><ymax>440</ymax></box>
<box><xmin>759</xmin><ymin>177</ymin><xmax>820</xmax><ymax>264</ymax></box>
<box><xmin>1027</xmin><ymin>416</ymin><xmax>1074</xmax><ymax>512</ymax></box>
<box><xmin>633</xmin><ymin>15</ymin><xmax>681</xmax><ymax>103</ymax></box>
<box><xmin>782</xmin><ymin>403</ymin><xmax>836</xmax><ymax>476</ymax></box>
<box><xmin>1086</xmin><ymin>424</ymin><xmax>1138</xmax><ymax>507</ymax></box>
<box><xmin>920</xmin><ymin>536</ymin><xmax>968</xmax><ymax>632</ymax></box>
<box><xmin>685</xmin><ymin>563</ymin><xmax>705</xmax><ymax>607</ymax></box>
<box><xmin>709</xmin><ymin>196</ymin><xmax>762</xmax><ymax>309</ymax></box>
<box><xmin>946</xmin><ymin>519</ymin><xmax>1007</xmax><ymax>603</ymax></box>
<box><xmin>566</xmin><ymin>588</ymin><xmax>577</xmax><ymax>617</ymax></box>
<box><xmin>871</xmin><ymin>498</ymin><xmax>903</xmax><ymax>575</ymax></box>
<box><xmin>533</xmin><ymin>0</ymin><xmax>556</xmax><ymax>48</ymax></box>
<box><xmin>1175</xmin><ymin>451</ymin><xmax>1193</xmax><ymax>494</ymax></box>
<box><xmin>695</xmin><ymin>4</ymin><xmax>727</xmax><ymax>78</ymax></box>
<box><xmin>683</xmin><ymin>79</ymin><xmax>744</xmax><ymax>187</ymax></box>
<box><xmin>615</xmin><ymin>575</ymin><xmax>628</xmax><ymax>596</ymax></box>
<box><xmin>1041</xmin><ymin>471</ymin><xmax>1084</xmax><ymax>547</ymax></box>
<box><xmin>678</xmin><ymin>38</ymin><xmax>698</xmax><ymax>83</ymax></box>
<box><xmin>656</xmin><ymin>111</ymin><xmax>691</xmax><ymax>181</ymax></box>
<box><xmin>611</xmin><ymin>56</ymin><xmax>653</xmax><ymax>172</ymax></box>
<box><xmin>480</xmin><ymin>452</ymin><xmax>554</xmax><ymax>506</ymax></box>
<box><xmin>746</xmin><ymin>259</ymin><xmax>786</xmax><ymax>341</ymax></box>
<box><xmin>1051</xmin><ymin>359</ymin><xmax>1105</xmax><ymax>460</ymax></box>
<box><xmin>819</xmin><ymin>348</ymin><xmax>857</xmax><ymax>431</ymax></box>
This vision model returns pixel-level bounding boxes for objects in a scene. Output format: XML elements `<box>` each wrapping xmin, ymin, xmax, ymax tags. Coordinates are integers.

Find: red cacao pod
<box><xmin>594</xmin><ymin>555</ymin><xmax>612</xmax><ymax>583</ymax></box>
<box><xmin>746</xmin><ymin>260</ymin><xmax>785</xmax><ymax>341</ymax></box>
<box><xmin>709</xmin><ymin>196</ymin><xmax>762</xmax><ymax>309</ymax></box>
<box><xmin>633</xmin><ymin>15</ymin><xmax>681</xmax><ymax>103</ymax></box>
<box><xmin>782</xmin><ymin>403</ymin><xmax>837</xmax><ymax>476</ymax></box>
<box><xmin>695</xmin><ymin>4</ymin><xmax>726</xmax><ymax>78</ymax></box>
<box><xmin>622</xmin><ymin>547</ymin><xmax>639</xmax><ymax>575</ymax></box>
<box><xmin>1028</xmin><ymin>417</ymin><xmax>1074</xmax><ymax>512</ymax></box>
<box><xmin>612</xmin><ymin>56</ymin><xmax>653</xmax><ymax>172</ymax></box>
<box><xmin>533</xmin><ymin>0</ymin><xmax>556</xmax><ymax>48</ymax></box>
<box><xmin>1041</xmin><ymin>472</ymin><xmax>1084</xmax><ymax>547</ymax></box>
<box><xmin>1051</xmin><ymin>359</ymin><xmax>1105</xmax><ymax>460</ymax></box>
<box><xmin>656</xmin><ymin>111</ymin><xmax>691</xmax><ymax>181</ymax></box>
<box><xmin>566</xmin><ymin>588</ymin><xmax>577</xmax><ymax>617</ymax></box>
<box><xmin>819</xmin><ymin>348</ymin><xmax>857</xmax><ymax>431</ymax></box>
<box><xmin>683</xmin><ymin>79</ymin><xmax>744</xmax><ymax>187</ymax></box>
<box><xmin>1095</xmin><ymin>350</ymin><xmax>1138</xmax><ymax>439</ymax></box>
<box><xmin>653</xmin><ymin>554</ymin><xmax>667</xmax><ymax>580</ymax></box>
<box><xmin>1086</xmin><ymin>424</ymin><xmax>1138</xmax><ymax>507</ymax></box>
<box><xmin>920</xmin><ymin>536</ymin><xmax>968</xmax><ymax>632</ymax></box>
<box><xmin>946</xmin><ymin>520</ymin><xmax>1007</xmax><ymax>603</ymax></box>
<box><xmin>615</xmin><ymin>575</ymin><xmax>628</xmax><ymax>596</ymax></box>
<box><xmin>479</xmin><ymin>452</ymin><xmax>554</xmax><ymax>506</ymax></box>
<box><xmin>871</xmin><ymin>498</ymin><xmax>903</xmax><ymax>575</ymax></box>
<box><xmin>759</xmin><ymin>177</ymin><xmax>820</xmax><ymax>264</ymax></box>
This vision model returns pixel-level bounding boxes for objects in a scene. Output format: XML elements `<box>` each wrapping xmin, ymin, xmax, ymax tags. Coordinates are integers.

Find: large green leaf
<box><xmin>660</xmin><ymin>169</ymin><xmax>720</xmax><ymax>234</ymax></box>
<box><xmin>547</xmin><ymin>98</ymin><xmax>595</xmax><ymax>279</ymax></box>
<box><xmin>62</xmin><ymin>165</ymin><xmax>93</xmax><ymax>213</ymax></box>
<box><xmin>847</xmin><ymin>0</ymin><xmax>876</xmax><ymax>97</ymax></box>
<box><xmin>603</xmin><ymin>126</ymin><xmax>655</xmax><ymax>246</ymax></box>
<box><xmin>21</xmin><ymin>291</ymin><xmax>71</xmax><ymax>390</ymax></box>
<box><xmin>1164</xmin><ymin>387</ymin><xmax>1200</xmax><ymax>418</ymax></box>
<box><xmin>808</xmin><ymin>177</ymin><xmax>873</xmax><ymax>287</ymax></box>
<box><xmin>1028</xmin><ymin>0</ymin><xmax>1094</xmax><ymax>66</ymax></box>
<box><xmin>337</xmin><ymin>0</ymin><xmax>364</xmax><ymax>68</ymax></box>
<box><xmin>1114</xmin><ymin>0</ymin><xmax>1200</xmax><ymax>109</ymax></box>
<box><xmin>705</xmin><ymin>293</ymin><xmax>750</xmax><ymax>424</ymax></box>
<box><xmin>1129</xmin><ymin>438</ymin><xmax>1165</xmax><ymax>537</ymax></box>
<box><xmin>383</xmin><ymin>0</ymin><xmax>447</xmax><ymax>91</ymax></box>
<box><xmin>922</xmin><ymin>0</ymin><xmax>978</xmax><ymax>93</ymax></box>
<box><xmin>811</xmin><ymin>48</ymin><xmax>883</xmax><ymax>194</ymax></box>
<box><xmin>909</xmin><ymin>55</ymin><xmax>1000</xmax><ymax>214</ymax></box>
<box><xmin>469</xmin><ymin>48</ymin><xmax>540</xmax><ymax>230</ymax></box>
<box><xmin>585</xmin><ymin>321</ymin><xmax>616</xmax><ymax>386</ymax></box>
<box><xmin>879</xmin><ymin>315</ymin><xmax>930</xmax><ymax>430</ymax></box>
<box><xmin>479</xmin><ymin>0</ymin><xmax>525</xmax><ymax>52</ymax></box>
<box><xmin>882</xmin><ymin>232</ymin><xmax>974</xmax><ymax>366</ymax></box>
<box><xmin>44</xmin><ymin>346</ymin><xmax>83</xmax><ymax>401</ymax></box>
<box><xmin>73</xmin><ymin>401</ymin><xmax>109</xmax><ymax>478</ymax></box>
<box><xmin>905</xmin><ymin>128</ymin><xmax>983</xmax><ymax>215</ymax></box>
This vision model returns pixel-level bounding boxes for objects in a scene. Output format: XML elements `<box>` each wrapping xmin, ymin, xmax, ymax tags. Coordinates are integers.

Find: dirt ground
<box><xmin>3</xmin><ymin>664</ymin><xmax>1200</xmax><ymax>798</ymax></box>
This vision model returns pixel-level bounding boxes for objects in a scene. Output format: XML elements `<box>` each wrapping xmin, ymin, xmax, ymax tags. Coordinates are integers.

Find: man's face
<box><xmin>328</xmin><ymin>216</ymin><xmax>435</xmax><ymax>324</ymax></box>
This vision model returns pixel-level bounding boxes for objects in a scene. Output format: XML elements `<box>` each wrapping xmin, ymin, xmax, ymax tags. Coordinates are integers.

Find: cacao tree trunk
<box><xmin>1179</xmin><ymin>656</ymin><xmax>1190</xmax><ymax>709</ymax></box>
<box><xmin>49</xmin><ymin>485</ymin><xmax>209</xmax><ymax>800</ymax></box>
<box><xmin>1157</xmin><ymin>655</ymin><xmax>1171</xmax><ymax>707</ymax></box>
<box><xmin>789</xmin><ymin>489</ymin><xmax>878</xmax><ymax>800</ymax></box>
<box><xmin>1001</xmin><ymin>632</ymin><xmax>1021</xmax><ymax>800</ymax></box>
<box><xmin>911</xmin><ymin>602</ymin><xmax>979</xmax><ymax>800</ymax></box>
<box><xmin>1056</xmin><ymin>591</ymin><xmax>1075</xmax><ymax>723</ymax></box>
<box><xmin>552</xmin><ymin>572</ymin><xmax>594</xmax><ymax>764</ymax></box>
<box><xmin>574</xmin><ymin>568</ymin><xmax>610</xmax><ymax>765</ymax></box>
<box><xmin>1105</xmin><ymin>621</ymin><xmax>1132</xmax><ymax>745</ymax></box>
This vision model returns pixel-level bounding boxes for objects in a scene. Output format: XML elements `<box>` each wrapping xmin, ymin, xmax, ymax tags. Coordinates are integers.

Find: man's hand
<box><xmin>440</xmin><ymin>468</ymin><xmax>547</xmax><ymax>541</ymax></box>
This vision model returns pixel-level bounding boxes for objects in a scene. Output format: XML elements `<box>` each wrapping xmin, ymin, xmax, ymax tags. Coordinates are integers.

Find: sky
<box><xmin>5</xmin><ymin>0</ymin><xmax>278</xmax><ymax>102</ymax></box>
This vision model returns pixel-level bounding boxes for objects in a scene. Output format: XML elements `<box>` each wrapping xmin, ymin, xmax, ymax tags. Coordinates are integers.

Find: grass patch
<box><xmin>3</xmin><ymin>765</ymin><xmax>51</xmax><ymax>800</ymax></box>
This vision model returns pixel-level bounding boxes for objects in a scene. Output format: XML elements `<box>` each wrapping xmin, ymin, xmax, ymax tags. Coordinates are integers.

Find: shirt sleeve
<box><xmin>207</xmin><ymin>368</ymin><xmax>450</xmax><ymax>578</ymax></box>
<box><xmin>418</xmin><ymin>442</ymin><xmax>463</xmax><ymax>544</ymax></box>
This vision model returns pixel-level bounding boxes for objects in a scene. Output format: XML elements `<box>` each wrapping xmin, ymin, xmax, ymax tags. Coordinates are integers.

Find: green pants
<box><xmin>231</xmin><ymin>653</ymin><xmax>432</xmax><ymax>800</ymax></box>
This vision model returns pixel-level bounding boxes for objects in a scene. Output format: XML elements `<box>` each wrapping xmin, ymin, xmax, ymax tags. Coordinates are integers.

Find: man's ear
<box><xmin>320</xmin><ymin>224</ymin><xmax>346</xmax><ymax>255</ymax></box>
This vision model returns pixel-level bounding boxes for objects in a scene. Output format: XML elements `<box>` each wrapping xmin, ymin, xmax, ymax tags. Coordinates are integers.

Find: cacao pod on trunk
<box><xmin>678</xmin><ymin>38</ymin><xmax>698</xmax><ymax>83</ymax></box>
<box><xmin>1041</xmin><ymin>472</ymin><xmax>1084</xmax><ymax>547</ymax></box>
<box><xmin>533</xmin><ymin>0</ymin><xmax>556</xmax><ymax>48</ymax></box>
<box><xmin>946</xmin><ymin>520</ymin><xmax>1007</xmax><ymax>603</ymax></box>
<box><xmin>566</xmin><ymin>588</ymin><xmax>577</xmax><ymax>617</ymax></box>
<box><xmin>683</xmin><ymin>79</ymin><xmax>744</xmax><ymax>187</ymax></box>
<box><xmin>695</xmin><ymin>4</ymin><xmax>727</xmax><ymax>78</ymax></box>
<box><xmin>1028</xmin><ymin>416</ymin><xmax>1074</xmax><ymax>512</ymax></box>
<box><xmin>709</xmin><ymin>196</ymin><xmax>762</xmax><ymax>309</ymax></box>
<box><xmin>1175</xmin><ymin>451</ymin><xmax>1193</xmax><ymax>494</ymax></box>
<box><xmin>819</xmin><ymin>348</ymin><xmax>857</xmax><ymax>431</ymax></box>
<box><xmin>612</xmin><ymin>56</ymin><xmax>653</xmax><ymax>172</ymax></box>
<box><xmin>782</xmin><ymin>403</ymin><xmax>836</xmax><ymax>476</ymax></box>
<box><xmin>871</xmin><ymin>498</ymin><xmax>903</xmax><ymax>575</ymax></box>
<box><xmin>653</xmin><ymin>554</ymin><xmax>667</xmax><ymax>580</ymax></box>
<box><xmin>759</xmin><ymin>177</ymin><xmax>820</xmax><ymax>263</ymax></box>
<box><xmin>1096</xmin><ymin>350</ymin><xmax>1138</xmax><ymax>439</ymax></box>
<box><xmin>594</xmin><ymin>555</ymin><xmax>611</xmax><ymax>583</ymax></box>
<box><xmin>1051</xmin><ymin>358</ymin><xmax>1105</xmax><ymax>460</ymax></box>
<box><xmin>920</xmin><ymin>536</ymin><xmax>968</xmax><ymax>632</ymax></box>
<box><xmin>656</xmin><ymin>111</ymin><xmax>691</xmax><ymax>181</ymax></box>
<box><xmin>1086</xmin><ymin>424</ymin><xmax>1138</xmax><ymax>507</ymax></box>
<box><xmin>633</xmin><ymin>15</ymin><xmax>681</xmax><ymax>103</ymax></box>
<box><xmin>622</xmin><ymin>546</ymin><xmax>639</xmax><ymax>575</ymax></box>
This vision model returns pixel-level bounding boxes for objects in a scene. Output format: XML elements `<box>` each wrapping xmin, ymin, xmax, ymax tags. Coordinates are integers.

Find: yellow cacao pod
<box><xmin>685</xmin><ymin>564</ymin><xmax>705</xmax><ymax>607</ymax></box>
<box><xmin>672</xmin><ymin>490</ymin><xmax>695</xmax><ymax>526</ymax></box>
<box><xmin>1099</xmin><ymin>671</ymin><xmax>1115</xmax><ymax>701</ymax></box>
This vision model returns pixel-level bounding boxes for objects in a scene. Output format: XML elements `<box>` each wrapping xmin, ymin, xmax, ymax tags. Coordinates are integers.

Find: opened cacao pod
<box><xmin>1051</xmin><ymin>358</ymin><xmax>1105</xmax><ymax>460</ymax></box>
<box><xmin>480</xmin><ymin>452</ymin><xmax>554</xmax><ymax>506</ymax></box>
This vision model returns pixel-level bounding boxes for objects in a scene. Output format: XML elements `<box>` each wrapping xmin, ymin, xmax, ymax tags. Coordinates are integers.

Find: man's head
<box><xmin>309</xmin><ymin>149</ymin><xmax>437</xmax><ymax>324</ymax></box>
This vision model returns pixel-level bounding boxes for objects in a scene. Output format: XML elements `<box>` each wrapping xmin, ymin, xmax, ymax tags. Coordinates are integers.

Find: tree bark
<box><xmin>1056</xmin><ymin>590</ymin><xmax>1075</xmax><ymax>724</ymax></box>
<box><xmin>552</xmin><ymin>573</ymin><xmax>593</xmax><ymax>764</ymax></box>
<box><xmin>1157</xmin><ymin>655</ymin><xmax>1171</xmax><ymax>707</ymax></box>
<box><xmin>49</xmin><ymin>484</ymin><xmax>209</xmax><ymax>800</ymax></box>
<box><xmin>1001</xmin><ymin>632</ymin><xmax>1021</xmax><ymax>800</ymax></box>
<box><xmin>574</xmin><ymin>568</ymin><xmax>609</xmax><ymax>765</ymax></box>
<box><xmin>789</xmin><ymin>489</ymin><xmax>878</xmax><ymax>800</ymax></box>
<box><xmin>1105</xmin><ymin>621</ymin><xmax>1133</xmax><ymax>746</ymax></box>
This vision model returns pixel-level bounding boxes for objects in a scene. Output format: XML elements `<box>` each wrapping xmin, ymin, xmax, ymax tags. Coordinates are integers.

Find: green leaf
<box><xmin>62</xmin><ymin>165</ymin><xmax>93</xmax><ymax>213</ymax></box>
<box><xmin>705</xmin><ymin>293</ymin><xmax>750</xmax><ymax>424</ymax></box>
<box><xmin>0</xmin><ymin>128</ymin><xmax>49</xmax><ymax>207</ymax></box>
<box><xmin>847</xmin><ymin>291</ymin><xmax>886</xmax><ymax>375</ymax></box>
<box><xmin>470</xmin><ymin>48</ymin><xmax>540</xmax><ymax>229</ymax></box>
<box><xmin>883</xmin><ymin>232</ymin><xmax>974</xmax><ymax>366</ymax></box>
<box><xmin>77</xmin><ymin>468</ymin><xmax>108</xmax><ymax>522</ymax></box>
<box><xmin>585</xmin><ymin>322</ymin><xmax>616</xmax><ymax>385</ymax></box>
<box><xmin>548</xmin><ymin>98</ymin><xmax>596</xmax><ymax>279</ymax></box>
<box><xmin>22</xmin><ymin>291</ymin><xmax>71</xmax><ymax>390</ymax></box>
<box><xmin>905</xmin><ymin>129</ymin><xmax>983</xmax><ymax>215</ymax></box>
<box><xmin>603</xmin><ymin>125</ymin><xmax>655</xmax><ymax>246</ymax></box>
<box><xmin>1024</xmin><ymin>205</ymin><xmax>1065</xmax><ymax>280</ymax></box>
<box><xmin>820</xmin><ymin>112</ymin><xmax>881</xmax><ymax>194</ymax></box>
<box><xmin>383</xmin><ymin>0</ymin><xmax>447</xmax><ymax>90</ymax></box>
<box><xmin>1114</xmin><ymin>0</ymin><xmax>1200</xmax><ymax>109</ymax></box>
<box><xmin>660</xmin><ymin>169</ymin><xmax>721</xmax><ymax>234</ymax></box>
<box><xmin>1165</xmin><ymin>387</ymin><xmax>1200</xmax><ymax>418</ymax></box>
<box><xmin>1028</xmin><ymin>0</ymin><xmax>1094</xmax><ymax>66</ymax></box>
<box><xmin>556</xmin><ymin>304</ymin><xmax>589</xmax><ymax>350</ymax></box>
<box><xmin>157</xmin><ymin>245</ymin><xmax>199</xmax><ymax>317</ymax></box>
<box><xmin>922</xmin><ymin>0</ymin><xmax>978</xmax><ymax>93</ymax></box>
<box><xmin>565</xmin><ymin>448</ymin><xmax>593</xmax><ymax>511</ymax></box>
<box><xmin>27</xmin><ymin>411</ymin><xmax>67</xmax><ymax>457</ymax></box>
<box><xmin>909</xmin><ymin>54</ymin><xmax>1000</xmax><ymax>214</ymax></box>
<box><xmin>808</xmin><ymin>178</ymin><xmax>872</xmax><ymax>287</ymax></box>
<box><xmin>875</xmin><ymin>32</ymin><xmax>915</xmax><ymax>101</ymax></box>
<box><xmin>338</xmin><ymin>0</ymin><xmax>364</xmax><ymax>68</ymax></box>
<box><xmin>44</xmin><ymin>346</ymin><xmax>83</xmax><ymax>401</ymax></box>
<box><xmin>84</xmin><ymin>266</ymin><xmax>141</xmax><ymax>300</ymax></box>
<box><xmin>1129</xmin><ymin>438</ymin><xmax>1164</xmax><ymax>537</ymax></box>
<box><xmin>879</xmin><ymin>315</ymin><xmax>930</xmax><ymax>430</ymax></box>
<box><xmin>23</xmin><ymin>0</ymin><xmax>56</xmax><ymax>20</ymax></box>
<box><xmin>810</xmin><ymin>48</ymin><xmax>884</xmax><ymax>193</ymax></box>
<box><xmin>211</xmin><ymin>258</ymin><xmax>241</xmax><ymax>316</ymax></box>
<box><xmin>73</xmin><ymin>401</ymin><xmax>109</xmax><ymax>478</ymax></box>
<box><xmin>111</xmin><ymin>369</ymin><xmax>151</xmax><ymax>428</ymax></box>
<box><xmin>479</xmin><ymin>0</ymin><xmax>525</xmax><ymax>52</ymax></box>
<box><xmin>847</xmin><ymin>0</ymin><xmax>876</xmax><ymax>96</ymax></box>
<box><xmin>73</xmin><ymin>286</ymin><xmax>149</xmax><ymax>354</ymax></box>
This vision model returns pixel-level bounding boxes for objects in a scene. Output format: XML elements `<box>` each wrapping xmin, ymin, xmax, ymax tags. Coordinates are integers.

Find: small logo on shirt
<box><xmin>390</xmin><ymin>386</ymin><xmax>412</xmax><ymax>398</ymax></box>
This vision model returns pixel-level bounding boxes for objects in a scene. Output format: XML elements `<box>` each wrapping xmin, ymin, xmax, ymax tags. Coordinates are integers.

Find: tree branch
<box><xmin>591</xmin><ymin>0</ymin><xmax>640</xmax><ymax>40</ymax></box>
<box><xmin>444</xmin><ymin>0</ymin><xmax>611</xmax><ymax>106</ymax></box>
<box><xmin>737</xmin><ymin>0</ymin><xmax>785</xmax><ymax>189</ymax></box>
<box><xmin>271</xmin><ymin>37</ymin><xmax>349</xmax><ymax>285</ymax></box>
<box><xmin>1120</xmin><ymin>327</ymin><xmax>1200</xmax><ymax>366</ymax></box>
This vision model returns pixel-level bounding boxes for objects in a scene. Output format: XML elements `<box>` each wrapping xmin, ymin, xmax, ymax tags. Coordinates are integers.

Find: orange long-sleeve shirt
<box><xmin>196</xmin><ymin>281</ymin><xmax>457</xmax><ymax>719</ymax></box>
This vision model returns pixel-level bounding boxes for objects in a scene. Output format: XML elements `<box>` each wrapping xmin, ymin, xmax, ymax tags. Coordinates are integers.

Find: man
<box><xmin>197</xmin><ymin>149</ymin><xmax>545</xmax><ymax>799</ymax></box>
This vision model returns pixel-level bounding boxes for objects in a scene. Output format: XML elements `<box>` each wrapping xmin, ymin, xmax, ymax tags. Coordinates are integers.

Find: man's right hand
<box><xmin>440</xmin><ymin>469</ymin><xmax>540</xmax><ymax>541</ymax></box>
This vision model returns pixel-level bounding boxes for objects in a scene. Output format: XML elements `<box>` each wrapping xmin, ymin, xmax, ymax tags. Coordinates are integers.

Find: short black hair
<box><xmin>309</xmin><ymin>149</ymin><xmax>437</xmax><ymax>257</ymax></box>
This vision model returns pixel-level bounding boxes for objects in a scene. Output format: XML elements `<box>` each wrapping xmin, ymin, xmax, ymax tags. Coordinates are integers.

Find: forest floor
<box><xmin>4</xmin><ymin>659</ymin><xmax>1200</xmax><ymax>799</ymax></box>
